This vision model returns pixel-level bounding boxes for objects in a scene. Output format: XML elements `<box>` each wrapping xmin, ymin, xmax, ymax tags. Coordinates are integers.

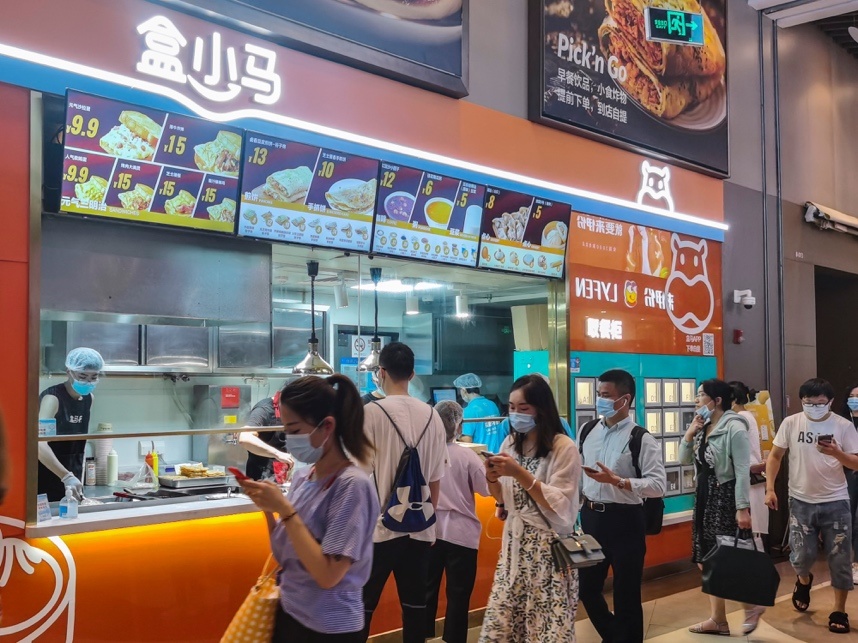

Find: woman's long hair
<box><xmin>279</xmin><ymin>374</ymin><xmax>374</xmax><ymax>464</ymax></box>
<box><xmin>509</xmin><ymin>374</ymin><xmax>564</xmax><ymax>459</ymax></box>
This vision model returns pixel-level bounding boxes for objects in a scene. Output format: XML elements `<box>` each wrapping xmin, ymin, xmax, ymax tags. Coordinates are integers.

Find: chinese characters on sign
<box><xmin>136</xmin><ymin>16</ymin><xmax>281</xmax><ymax>105</ymax></box>
<box><xmin>586</xmin><ymin>318</ymin><xmax>623</xmax><ymax>340</ymax></box>
<box><xmin>645</xmin><ymin>8</ymin><xmax>705</xmax><ymax>46</ymax></box>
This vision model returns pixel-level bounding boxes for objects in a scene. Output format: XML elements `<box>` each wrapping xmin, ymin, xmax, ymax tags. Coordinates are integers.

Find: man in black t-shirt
<box><xmin>238</xmin><ymin>391</ymin><xmax>294</xmax><ymax>480</ymax></box>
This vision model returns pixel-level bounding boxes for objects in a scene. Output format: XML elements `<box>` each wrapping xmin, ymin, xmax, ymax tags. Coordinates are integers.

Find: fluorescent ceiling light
<box><xmin>351</xmin><ymin>280</ymin><xmax>444</xmax><ymax>293</ymax></box>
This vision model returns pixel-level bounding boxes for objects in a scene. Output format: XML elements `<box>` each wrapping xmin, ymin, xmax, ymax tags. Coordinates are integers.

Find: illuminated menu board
<box><xmin>372</xmin><ymin>162</ymin><xmax>483</xmax><ymax>267</ymax></box>
<box><xmin>60</xmin><ymin>91</ymin><xmax>241</xmax><ymax>233</ymax></box>
<box><xmin>238</xmin><ymin>132</ymin><xmax>378</xmax><ymax>252</ymax></box>
<box><xmin>477</xmin><ymin>187</ymin><xmax>570</xmax><ymax>278</ymax></box>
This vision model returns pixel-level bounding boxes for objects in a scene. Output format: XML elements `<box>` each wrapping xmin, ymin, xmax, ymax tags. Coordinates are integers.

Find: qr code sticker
<box><xmin>703</xmin><ymin>333</ymin><xmax>715</xmax><ymax>356</ymax></box>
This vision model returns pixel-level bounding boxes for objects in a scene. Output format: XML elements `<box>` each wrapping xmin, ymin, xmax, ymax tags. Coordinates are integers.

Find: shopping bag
<box><xmin>701</xmin><ymin>530</ymin><xmax>780</xmax><ymax>606</ymax></box>
<box><xmin>220</xmin><ymin>556</ymin><xmax>280</xmax><ymax>643</ymax></box>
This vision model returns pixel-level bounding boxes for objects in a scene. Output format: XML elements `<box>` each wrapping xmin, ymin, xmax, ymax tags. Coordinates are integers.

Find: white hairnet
<box><xmin>66</xmin><ymin>347</ymin><xmax>104</xmax><ymax>372</ymax></box>
<box><xmin>453</xmin><ymin>373</ymin><xmax>482</xmax><ymax>389</ymax></box>
<box><xmin>435</xmin><ymin>400</ymin><xmax>464</xmax><ymax>441</ymax></box>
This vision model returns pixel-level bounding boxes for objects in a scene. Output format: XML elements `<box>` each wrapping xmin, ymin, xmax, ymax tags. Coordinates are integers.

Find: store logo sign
<box><xmin>586</xmin><ymin>318</ymin><xmax>623</xmax><ymax>340</ymax></box>
<box><xmin>136</xmin><ymin>16</ymin><xmax>281</xmax><ymax>106</ymax></box>
<box><xmin>664</xmin><ymin>234</ymin><xmax>714</xmax><ymax>334</ymax></box>
<box><xmin>636</xmin><ymin>161</ymin><xmax>675</xmax><ymax>212</ymax></box>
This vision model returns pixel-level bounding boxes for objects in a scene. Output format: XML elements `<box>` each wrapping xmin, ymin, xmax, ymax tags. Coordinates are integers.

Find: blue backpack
<box><xmin>372</xmin><ymin>402</ymin><xmax>436</xmax><ymax>533</ymax></box>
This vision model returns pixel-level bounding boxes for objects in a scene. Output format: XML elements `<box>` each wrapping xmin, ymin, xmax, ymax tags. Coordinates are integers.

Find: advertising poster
<box><xmin>238</xmin><ymin>132</ymin><xmax>378</xmax><ymax>252</ymax></box>
<box><xmin>372</xmin><ymin>162</ymin><xmax>483</xmax><ymax>267</ymax></box>
<box><xmin>477</xmin><ymin>187</ymin><xmax>570</xmax><ymax>278</ymax></box>
<box><xmin>531</xmin><ymin>0</ymin><xmax>728</xmax><ymax>174</ymax></box>
<box><xmin>567</xmin><ymin>212</ymin><xmax>722</xmax><ymax>355</ymax></box>
<box><xmin>60</xmin><ymin>91</ymin><xmax>241</xmax><ymax>233</ymax></box>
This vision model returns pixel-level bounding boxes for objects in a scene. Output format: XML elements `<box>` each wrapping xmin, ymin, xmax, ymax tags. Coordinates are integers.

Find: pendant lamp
<box><xmin>358</xmin><ymin>267</ymin><xmax>383</xmax><ymax>373</ymax></box>
<box><xmin>292</xmin><ymin>260</ymin><xmax>334</xmax><ymax>376</ymax></box>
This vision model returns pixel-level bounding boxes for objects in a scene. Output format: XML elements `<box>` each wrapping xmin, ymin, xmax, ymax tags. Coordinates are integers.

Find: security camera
<box><xmin>733</xmin><ymin>289</ymin><xmax>755</xmax><ymax>310</ymax></box>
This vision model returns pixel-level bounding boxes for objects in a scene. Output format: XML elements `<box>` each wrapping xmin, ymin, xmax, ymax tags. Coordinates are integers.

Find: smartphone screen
<box><xmin>818</xmin><ymin>434</ymin><xmax>834</xmax><ymax>445</ymax></box>
<box><xmin>479</xmin><ymin>451</ymin><xmax>496</xmax><ymax>460</ymax></box>
<box><xmin>228</xmin><ymin>466</ymin><xmax>250</xmax><ymax>481</ymax></box>
<box><xmin>582</xmin><ymin>466</ymin><xmax>599</xmax><ymax>474</ymax></box>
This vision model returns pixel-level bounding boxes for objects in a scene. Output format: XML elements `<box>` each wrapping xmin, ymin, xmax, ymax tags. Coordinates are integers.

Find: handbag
<box><xmin>221</xmin><ymin>555</ymin><xmax>281</xmax><ymax>643</ymax></box>
<box><xmin>529</xmin><ymin>483</ymin><xmax>605</xmax><ymax>572</ymax></box>
<box><xmin>701</xmin><ymin>530</ymin><xmax>780</xmax><ymax>606</ymax></box>
<box><xmin>749</xmin><ymin>472</ymin><xmax>766</xmax><ymax>486</ymax></box>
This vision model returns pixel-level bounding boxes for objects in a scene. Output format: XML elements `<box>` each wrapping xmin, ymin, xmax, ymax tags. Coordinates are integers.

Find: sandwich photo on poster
<box><xmin>530</xmin><ymin>0</ymin><xmax>727</xmax><ymax>175</ymax></box>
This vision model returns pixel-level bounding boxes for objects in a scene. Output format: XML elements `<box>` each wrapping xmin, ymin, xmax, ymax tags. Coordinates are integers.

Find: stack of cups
<box><xmin>94</xmin><ymin>422</ymin><xmax>113</xmax><ymax>485</ymax></box>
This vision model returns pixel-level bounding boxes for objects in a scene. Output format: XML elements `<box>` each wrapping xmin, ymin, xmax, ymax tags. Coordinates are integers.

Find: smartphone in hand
<box><xmin>479</xmin><ymin>451</ymin><xmax>497</xmax><ymax>460</ymax></box>
<box><xmin>228</xmin><ymin>466</ymin><xmax>250</xmax><ymax>481</ymax></box>
<box><xmin>817</xmin><ymin>434</ymin><xmax>834</xmax><ymax>444</ymax></box>
<box><xmin>582</xmin><ymin>465</ymin><xmax>600</xmax><ymax>474</ymax></box>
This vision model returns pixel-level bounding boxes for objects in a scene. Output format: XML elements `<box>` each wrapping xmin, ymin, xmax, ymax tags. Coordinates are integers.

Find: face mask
<box><xmin>847</xmin><ymin>398</ymin><xmax>858</xmax><ymax>412</ymax></box>
<box><xmin>509</xmin><ymin>412</ymin><xmax>536</xmax><ymax>434</ymax></box>
<box><xmin>71</xmin><ymin>380</ymin><xmax>97</xmax><ymax>396</ymax></box>
<box><xmin>286</xmin><ymin>421</ymin><xmax>329</xmax><ymax>463</ymax></box>
<box><xmin>596</xmin><ymin>396</ymin><xmax>625</xmax><ymax>420</ymax></box>
<box><xmin>803</xmin><ymin>403</ymin><xmax>831</xmax><ymax>421</ymax></box>
<box><xmin>695</xmin><ymin>403</ymin><xmax>713</xmax><ymax>422</ymax></box>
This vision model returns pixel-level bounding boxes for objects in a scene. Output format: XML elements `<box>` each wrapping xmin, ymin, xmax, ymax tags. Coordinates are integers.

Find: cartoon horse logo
<box><xmin>664</xmin><ymin>235</ymin><xmax>714</xmax><ymax>335</ymax></box>
<box><xmin>636</xmin><ymin>161</ymin><xmax>675</xmax><ymax>212</ymax></box>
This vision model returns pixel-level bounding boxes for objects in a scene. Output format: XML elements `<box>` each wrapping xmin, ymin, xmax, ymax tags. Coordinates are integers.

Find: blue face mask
<box><xmin>596</xmin><ymin>396</ymin><xmax>626</xmax><ymax>420</ymax></box>
<box><xmin>848</xmin><ymin>398</ymin><xmax>858</xmax><ymax>412</ymax></box>
<box><xmin>509</xmin><ymin>412</ymin><xmax>536</xmax><ymax>434</ymax></box>
<box><xmin>286</xmin><ymin>421</ymin><xmax>329</xmax><ymax>464</ymax></box>
<box><xmin>71</xmin><ymin>380</ymin><xmax>97</xmax><ymax>396</ymax></box>
<box><xmin>695</xmin><ymin>403</ymin><xmax>713</xmax><ymax>422</ymax></box>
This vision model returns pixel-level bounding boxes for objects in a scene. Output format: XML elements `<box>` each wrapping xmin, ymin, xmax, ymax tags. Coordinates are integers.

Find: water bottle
<box><xmin>59</xmin><ymin>486</ymin><xmax>78</xmax><ymax>519</ymax></box>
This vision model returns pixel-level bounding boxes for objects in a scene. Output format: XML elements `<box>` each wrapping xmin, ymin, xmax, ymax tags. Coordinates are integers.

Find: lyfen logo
<box><xmin>135</xmin><ymin>16</ymin><xmax>282</xmax><ymax>105</ymax></box>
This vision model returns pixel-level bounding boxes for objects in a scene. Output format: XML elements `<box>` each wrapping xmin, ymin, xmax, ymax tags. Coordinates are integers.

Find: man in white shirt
<box><xmin>360</xmin><ymin>342</ymin><xmax>447</xmax><ymax>643</ymax></box>
<box><xmin>766</xmin><ymin>378</ymin><xmax>858</xmax><ymax>634</ymax></box>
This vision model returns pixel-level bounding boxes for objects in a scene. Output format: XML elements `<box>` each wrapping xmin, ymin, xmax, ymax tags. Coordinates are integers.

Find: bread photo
<box><xmin>164</xmin><ymin>190</ymin><xmax>196</xmax><ymax>217</ymax></box>
<box><xmin>74</xmin><ymin>175</ymin><xmax>108</xmax><ymax>202</ymax></box>
<box><xmin>325</xmin><ymin>178</ymin><xmax>377</xmax><ymax>214</ymax></box>
<box><xmin>99</xmin><ymin>111</ymin><xmax>161</xmax><ymax>161</ymax></box>
<box><xmin>207</xmin><ymin>198</ymin><xmax>236</xmax><ymax>223</ymax></box>
<box><xmin>352</xmin><ymin>0</ymin><xmax>462</xmax><ymax>20</ymax></box>
<box><xmin>194</xmin><ymin>130</ymin><xmax>241</xmax><ymax>176</ymax></box>
<box><xmin>263</xmin><ymin>166</ymin><xmax>313</xmax><ymax>203</ymax></box>
<box><xmin>118</xmin><ymin>184</ymin><xmax>154</xmax><ymax>211</ymax></box>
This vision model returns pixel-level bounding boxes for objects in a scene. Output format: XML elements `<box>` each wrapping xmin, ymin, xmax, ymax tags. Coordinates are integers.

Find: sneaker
<box><xmin>852</xmin><ymin>563</ymin><xmax>858</xmax><ymax>585</ymax></box>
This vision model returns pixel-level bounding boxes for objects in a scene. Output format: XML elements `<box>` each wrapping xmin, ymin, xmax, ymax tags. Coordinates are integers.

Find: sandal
<box><xmin>792</xmin><ymin>573</ymin><xmax>813</xmax><ymax>612</ymax></box>
<box><xmin>742</xmin><ymin>606</ymin><xmax>766</xmax><ymax>635</ymax></box>
<box><xmin>688</xmin><ymin>619</ymin><xmax>730</xmax><ymax>636</ymax></box>
<box><xmin>829</xmin><ymin>611</ymin><xmax>850</xmax><ymax>634</ymax></box>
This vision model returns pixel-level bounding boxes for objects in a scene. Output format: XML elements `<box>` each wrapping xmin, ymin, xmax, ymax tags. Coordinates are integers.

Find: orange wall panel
<box><xmin>0</xmin><ymin>83</ymin><xmax>30</xmax><ymax>263</ymax></box>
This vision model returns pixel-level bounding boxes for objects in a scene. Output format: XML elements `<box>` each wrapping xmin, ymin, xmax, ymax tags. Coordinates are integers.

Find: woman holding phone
<box><xmin>680</xmin><ymin>379</ymin><xmax>758</xmax><ymax>636</ymax></box>
<box><xmin>479</xmin><ymin>374</ymin><xmax>581</xmax><ymax>643</ymax></box>
<box><xmin>237</xmin><ymin>375</ymin><xmax>378</xmax><ymax>642</ymax></box>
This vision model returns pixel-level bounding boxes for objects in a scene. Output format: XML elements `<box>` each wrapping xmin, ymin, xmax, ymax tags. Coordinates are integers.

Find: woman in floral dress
<box><xmin>480</xmin><ymin>374</ymin><xmax>581</xmax><ymax>643</ymax></box>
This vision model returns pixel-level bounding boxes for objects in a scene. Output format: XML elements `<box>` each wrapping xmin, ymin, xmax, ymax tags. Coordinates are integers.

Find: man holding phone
<box><xmin>766</xmin><ymin>378</ymin><xmax>858</xmax><ymax>634</ymax></box>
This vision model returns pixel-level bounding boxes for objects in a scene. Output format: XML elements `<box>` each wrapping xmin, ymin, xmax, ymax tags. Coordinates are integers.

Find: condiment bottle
<box><xmin>107</xmin><ymin>449</ymin><xmax>119</xmax><ymax>485</ymax></box>
<box><xmin>85</xmin><ymin>458</ymin><xmax>96</xmax><ymax>486</ymax></box>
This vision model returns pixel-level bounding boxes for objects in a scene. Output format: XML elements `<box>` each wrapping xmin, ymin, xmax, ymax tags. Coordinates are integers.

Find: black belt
<box><xmin>583</xmin><ymin>499</ymin><xmax>644</xmax><ymax>513</ymax></box>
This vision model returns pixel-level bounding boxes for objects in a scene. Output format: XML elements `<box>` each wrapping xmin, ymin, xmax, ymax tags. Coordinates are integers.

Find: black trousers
<box><xmin>272</xmin><ymin>604</ymin><xmax>362</xmax><ymax>642</ymax></box>
<box><xmin>361</xmin><ymin>537</ymin><xmax>431</xmax><ymax>643</ymax></box>
<box><xmin>579</xmin><ymin>503</ymin><xmax>647</xmax><ymax>643</ymax></box>
<box><xmin>425</xmin><ymin>539</ymin><xmax>478</xmax><ymax>643</ymax></box>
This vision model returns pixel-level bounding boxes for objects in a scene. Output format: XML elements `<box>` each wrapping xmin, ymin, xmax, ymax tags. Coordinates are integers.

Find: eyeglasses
<box><xmin>801</xmin><ymin>401</ymin><xmax>829</xmax><ymax>408</ymax></box>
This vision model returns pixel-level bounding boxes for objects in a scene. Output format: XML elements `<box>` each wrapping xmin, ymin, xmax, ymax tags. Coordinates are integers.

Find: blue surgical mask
<box><xmin>286</xmin><ymin>422</ymin><xmax>329</xmax><ymax>464</ymax></box>
<box><xmin>597</xmin><ymin>397</ymin><xmax>625</xmax><ymax>420</ymax></box>
<box><xmin>509</xmin><ymin>412</ymin><xmax>536</xmax><ymax>434</ymax></box>
<box><xmin>847</xmin><ymin>398</ymin><xmax>858</xmax><ymax>412</ymax></box>
<box><xmin>695</xmin><ymin>403</ymin><xmax>713</xmax><ymax>422</ymax></box>
<box><xmin>71</xmin><ymin>380</ymin><xmax>97</xmax><ymax>396</ymax></box>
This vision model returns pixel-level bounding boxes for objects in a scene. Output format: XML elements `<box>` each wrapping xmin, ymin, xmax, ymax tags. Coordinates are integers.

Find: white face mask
<box><xmin>803</xmin><ymin>403</ymin><xmax>831</xmax><ymax>421</ymax></box>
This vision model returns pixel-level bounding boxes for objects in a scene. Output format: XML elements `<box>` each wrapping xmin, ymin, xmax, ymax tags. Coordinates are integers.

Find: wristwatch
<box><xmin>617</xmin><ymin>478</ymin><xmax>627</xmax><ymax>490</ymax></box>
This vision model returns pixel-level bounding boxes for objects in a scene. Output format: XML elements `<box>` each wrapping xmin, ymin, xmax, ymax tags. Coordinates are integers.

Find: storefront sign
<box><xmin>60</xmin><ymin>91</ymin><xmax>241</xmax><ymax>233</ymax></box>
<box><xmin>530</xmin><ymin>0</ymin><xmax>728</xmax><ymax>175</ymax></box>
<box><xmin>477</xmin><ymin>188</ymin><xmax>570</xmax><ymax>278</ymax></box>
<box><xmin>568</xmin><ymin>212</ymin><xmax>722</xmax><ymax>355</ymax></box>
<box><xmin>372</xmin><ymin>162</ymin><xmax>483</xmax><ymax>268</ymax></box>
<box><xmin>237</xmin><ymin>132</ymin><xmax>378</xmax><ymax>252</ymax></box>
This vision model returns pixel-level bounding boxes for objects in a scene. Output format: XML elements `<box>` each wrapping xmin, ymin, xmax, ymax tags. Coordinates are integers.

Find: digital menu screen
<box><xmin>60</xmin><ymin>91</ymin><xmax>241</xmax><ymax>233</ymax></box>
<box><xmin>477</xmin><ymin>187</ymin><xmax>570</xmax><ymax>278</ymax></box>
<box><xmin>238</xmin><ymin>132</ymin><xmax>378</xmax><ymax>252</ymax></box>
<box><xmin>372</xmin><ymin>162</ymin><xmax>483</xmax><ymax>267</ymax></box>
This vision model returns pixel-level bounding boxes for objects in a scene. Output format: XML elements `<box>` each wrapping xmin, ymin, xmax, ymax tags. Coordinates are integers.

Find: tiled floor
<box><xmin>427</xmin><ymin>557</ymin><xmax>858</xmax><ymax>642</ymax></box>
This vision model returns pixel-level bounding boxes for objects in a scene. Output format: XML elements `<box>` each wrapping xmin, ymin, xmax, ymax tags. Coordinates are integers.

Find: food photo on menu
<box><xmin>478</xmin><ymin>187</ymin><xmax>570</xmax><ymax>278</ymax></box>
<box><xmin>537</xmin><ymin>0</ymin><xmax>728</xmax><ymax>173</ymax></box>
<box><xmin>59</xmin><ymin>91</ymin><xmax>241</xmax><ymax>233</ymax></box>
<box><xmin>238</xmin><ymin>132</ymin><xmax>377</xmax><ymax>252</ymax></box>
<box><xmin>372</xmin><ymin>161</ymin><xmax>483</xmax><ymax>267</ymax></box>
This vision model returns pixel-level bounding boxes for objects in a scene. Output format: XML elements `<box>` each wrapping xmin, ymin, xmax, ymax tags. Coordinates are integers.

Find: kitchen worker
<box><xmin>37</xmin><ymin>347</ymin><xmax>104</xmax><ymax>501</ymax></box>
<box><xmin>455</xmin><ymin>373</ymin><xmax>502</xmax><ymax>452</ymax></box>
<box><xmin>239</xmin><ymin>388</ymin><xmax>295</xmax><ymax>480</ymax></box>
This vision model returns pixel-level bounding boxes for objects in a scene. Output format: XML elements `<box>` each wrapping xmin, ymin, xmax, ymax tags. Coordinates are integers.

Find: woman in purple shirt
<box><xmin>425</xmin><ymin>400</ymin><xmax>490</xmax><ymax>643</ymax></box>
<box><xmin>239</xmin><ymin>375</ymin><xmax>379</xmax><ymax>642</ymax></box>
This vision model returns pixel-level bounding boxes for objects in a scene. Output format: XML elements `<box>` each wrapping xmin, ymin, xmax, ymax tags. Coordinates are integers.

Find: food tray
<box><xmin>159</xmin><ymin>475</ymin><xmax>229</xmax><ymax>489</ymax></box>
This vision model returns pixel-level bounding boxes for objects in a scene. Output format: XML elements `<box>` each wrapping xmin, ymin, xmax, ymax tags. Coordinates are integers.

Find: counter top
<box><xmin>27</xmin><ymin>495</ymin><xmax>257</xmax><ymax>538</ymax></box>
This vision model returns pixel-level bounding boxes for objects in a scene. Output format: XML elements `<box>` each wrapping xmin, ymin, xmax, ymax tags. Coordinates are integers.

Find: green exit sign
<box><xmin>645</xmin><ymin>8</ymin><xmax>704</xmax><ymax>46</ymax></box>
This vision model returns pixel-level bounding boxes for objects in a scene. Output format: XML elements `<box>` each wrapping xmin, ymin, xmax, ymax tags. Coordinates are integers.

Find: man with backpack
<box><xmin>360</xmin><ymin>342</ymin><xmax>448</xmax><ymax>643</ymax></box>
<box><xmin>578</xmin><ymin>369</ymin><xmax>667</xmax><ymax>643</ymax></box>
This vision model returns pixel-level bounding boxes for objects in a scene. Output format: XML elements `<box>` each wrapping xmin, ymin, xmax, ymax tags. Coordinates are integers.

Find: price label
<box><xmin>160</xmin><ymin>181</ymin><xmax>176</xmax><ymax>197</ymax></box>
<box><xmin>162</xmin><ymin>134</ymin><xmax>186</xmax><ymax>155</ymax></box>
<box><xmin>318</xmin><ymin>160</ymin><xmax>336</xmax><ymax>179</ymax></box>
<box><xmin>66</xmin><ymin>114</ymin><xmax>100</xmax><ymax>138</ymax></box>
<box><xmin>201</xmin><ymin>187</ymin><xmax>218</xmax><ymax>203</ymax></box>
<box><xmin>64</xmin><ymin>164</ymin><xmax>90</xmax><ymax>184</ymax></box>
<box><xmin>113</xmin><ymin>172</ymin><xmax>132</xmax><ymax>190</ymax></box>
<box><xmin>248</xmin><ymin>146</ymin><xmax>268</xmax><ymax>166</ymax></box>
<box><xmin>381</xmin><ymin>170</ymin><xmax>396</xmax><ymax>189</ymax></box>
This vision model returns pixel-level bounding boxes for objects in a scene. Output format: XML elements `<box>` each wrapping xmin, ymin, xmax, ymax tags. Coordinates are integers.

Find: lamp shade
<box><xmin>455</xmin><ymin>295</ymin><xmax>470</xmax><ymax>318</ymax></box>
<box><xmin>334</xmin><ymin>280</ymin><xmax>349</xmax><ymax>309</ymax></box>
<box><xmin>405</xmin><ymin>295</ymin><xmax>420</xmax><ymax>315</ymax></box>
<box><xmin>357</xmin><ymin>338</ymin><xmax>382</xmax><ymax>373</ymax></box>
<box><xmin>292</xmin><ymin>339</ymin><xmax>334</xmax><ymax>376</ymax></box>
